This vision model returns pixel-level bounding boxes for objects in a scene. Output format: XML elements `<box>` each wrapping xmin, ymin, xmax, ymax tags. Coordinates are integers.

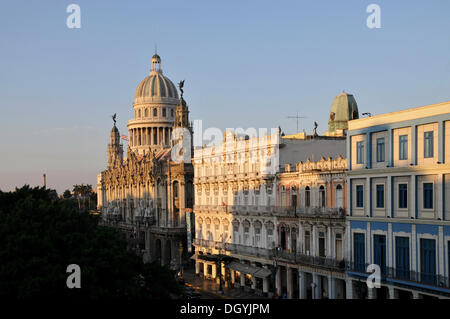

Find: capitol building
<box><xmin>97</xmin><ymin>54</ymin><xmax>194</xmax><ymax>268</ymax></box>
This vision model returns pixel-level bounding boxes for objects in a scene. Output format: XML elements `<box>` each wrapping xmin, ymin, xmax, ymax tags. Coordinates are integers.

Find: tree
<box><xmin>63</xmin><ymin>189</ymin><xmax>72</xmax><ymax>199</ymax></box>
<box><xmin>0</xmin><ymin>185</ymin><xmax>182</xmax><ymax>299</ymax></box>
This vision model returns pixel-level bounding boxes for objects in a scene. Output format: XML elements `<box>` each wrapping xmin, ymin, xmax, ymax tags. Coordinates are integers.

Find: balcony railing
<box><xmin>346</xmin><ymin>261</ymin><xmax>450</xmax><ymax>290</ymax></box>
<box><xmin>274</xmin><ymin>249</ymin><xmax>346</xmax><ymax>270</ymax></box>
<box><xmin>193</xmin><ymin>238</ymin><xmax>227</xmax><ymax>250</ymax></box>
<box><xmin>224</xmin><ymin>243</ymin><xmax>274</xmax><ymax>259</ymax></box>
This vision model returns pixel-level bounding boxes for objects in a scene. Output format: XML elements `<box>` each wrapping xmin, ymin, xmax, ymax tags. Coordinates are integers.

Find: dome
<box><xmin>328</xmin><ymin>91</ymin><xmax>359</xmax><ymax>133</ymax></box>
<box><xmin>134</xmin><ymin>55</ymin><xmax>179</xmax><ymax>103</ymax></box>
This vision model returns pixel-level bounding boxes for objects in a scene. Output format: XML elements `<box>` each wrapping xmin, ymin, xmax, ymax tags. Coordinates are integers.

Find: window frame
<box><xmin>399</xmin><ymin>135</ymin><xmax>408</xmax><ymax>160</ymax></box>
<box><xmin>376</xmin><ymin>137</ymin><xmax>385</xmax><ymax>163</ymax></box>
<box><xmin>424</xmin><ymin>131</ymin><xmax>434</xmax><ymax>158</ymax></box>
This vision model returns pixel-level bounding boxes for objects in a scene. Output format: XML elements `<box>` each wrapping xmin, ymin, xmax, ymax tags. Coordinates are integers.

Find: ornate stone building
<box><xmin>192</xmin><ymin>92</ymin><xmax>356</xmax><ymax>298</ymax></box>
<box><xmin>97</xmin><ymin>54</ymin><xmax>194</xmax><ymax>269</ymax></box>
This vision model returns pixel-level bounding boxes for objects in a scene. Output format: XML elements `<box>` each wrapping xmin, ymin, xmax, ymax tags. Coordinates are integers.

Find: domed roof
<box><xmin>328</xmin><ymin>91</ymin><xmax>359</xmax><ymax>133</ymax></box>
<box><xmin>134</xmin><ymin>55</ymin><xmax>179</xmax><ymax>103</ymax></box>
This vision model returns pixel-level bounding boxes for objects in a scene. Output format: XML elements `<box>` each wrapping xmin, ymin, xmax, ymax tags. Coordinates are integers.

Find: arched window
<box><xmin>138</xmin><ymin>109</ymin><xmax>141</xmax><ymax>118</ymax></box>
<box><xmin>145</xmin><ymin>108</ymin><xmax>148</xmax><ymax>117</ymax></box>
<box><xmin>153</xmin><ymin>108</ymin><xmax>157</xmax><ymax>116</ymax></box>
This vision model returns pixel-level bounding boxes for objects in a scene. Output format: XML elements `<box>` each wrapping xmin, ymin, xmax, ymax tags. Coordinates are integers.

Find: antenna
<box><xmin>286</xmin><ymin>112</ymin><xmax>307</xmax><ymax>133</ymax></box>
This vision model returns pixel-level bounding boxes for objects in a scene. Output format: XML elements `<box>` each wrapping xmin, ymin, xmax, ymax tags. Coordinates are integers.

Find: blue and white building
<box><xmin>345</xmin><ymin>101</ymin><xmax>450</xmax><ymax>299</ymax></box>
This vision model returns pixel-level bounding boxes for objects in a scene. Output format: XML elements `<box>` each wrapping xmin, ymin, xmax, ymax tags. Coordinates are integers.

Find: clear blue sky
<box><xmin>1</xmin><ymin>0</ymin><xmax>450</xmax><ymax>193</ymax></box>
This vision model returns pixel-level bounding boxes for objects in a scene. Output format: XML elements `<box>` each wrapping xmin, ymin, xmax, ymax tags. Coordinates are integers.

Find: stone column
<box><xmin>203</xmin><ymin>263</ymin><xmax>208</xmax><ymax>277</ymax></box>
<box><xmin>388</xmin><ymin>286</ymin><xmax>398</xmax><ymax>299</ymax></box>
<box><xmin>328</xmin><ymin>276</ymin><xmax>336</xmax><ymax>299</ymax></box>
<box><xmin>345</xmin><ymin>279</ymin><xmax>353</xmax><ymax>299</ymax></box>
<box><xmin>368</xmin><ymin>287</ymin><xmax>376</xmax><ymax>299</ymax></box>
<box><xmin>240</xmin><ymin>272</ymin><xmax>246</xmax><ymax>287</ymax></box>
<box><xmin>299</xmin><ymin>270</ymin><xmax>307</xmax><ymax>299</ymax></box>
<box><xmin>263</xmin><ymin>277</ymin><xmax>269</xmax><ymax>294</ymax></box>
<box><xmin>163</xmin><ymin>127</ymin><xmax>166</xmax><ymax>146</ymax></box>
<box><xmin>231</xmin><ymin>270</ymin><xmax>235</xmax><ymax>284</ymax></box>
<box><xmin>287</xmin><ymin>267</ymin><xmax>293</xmax><ymax>299</ymax></box>
<box><xmin>195</xmin><ymin>260</ymin><xmax>200</xmax><ymax>275</ymax></box>
<box><xmin>276</xmin><ymin>267</ymin><xmax>282</xmax><ymax>296</ymax></box>
<box><xmin>312</xmin><ymin>273</ymin><xmax>321</xmax><ymax>299</ymax></box>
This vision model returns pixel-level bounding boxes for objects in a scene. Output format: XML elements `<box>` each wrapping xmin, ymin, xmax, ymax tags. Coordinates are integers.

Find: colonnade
<box><xmin>129</xmin><ymin>126</ymin><xmax>172</xmax><ymax>147</ymax></box>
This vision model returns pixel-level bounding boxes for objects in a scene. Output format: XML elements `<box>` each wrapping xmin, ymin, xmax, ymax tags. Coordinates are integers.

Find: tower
<box><xmin>326</xmin><ymin>91</ymin><xmax>359</xmax><ymax>136</ymax></box>
<box><xmin>107</xmin><ymin>123</ymin><xmax>123</xmax><ymax>169</ymax></box>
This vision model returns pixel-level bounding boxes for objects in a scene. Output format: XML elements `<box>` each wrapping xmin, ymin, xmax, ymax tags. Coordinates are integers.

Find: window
<box><xmin>336</xmin><ymin>184</ymin><xmax>343</xmax><ymax>209</ymax></box>
<box><xmin>145</xmin><ymin>108</ymin><xmax>148</xmax><ymax>117</ymax></box>
<box><xmin>304</xmin><ymin>231</ymin><xmax>311</xmax><ymax>255</ymax></box>
<box><xmin>423</xmin><ymin>183</ymin><xmax>433</xmax><ymax>209</ymax></box>
<box><xmin>319</xmin><ymin>186</ymin><xmax>325</xmax><ymax>208</ymax></box>
<box><xmin>356</xmin><ymin>141</ymin><xmax>364</xmax><ymax>164</ymax></box>
<box><xmin>354</xmin><ymin>233</ymin><xmax>365</xmax><ymax>272</ymax></box>
<box><xmin>399</xmin><ymin>184</ymin><xmax>408</xmax><ymax>209</ymax></box>
<box><xmin>255</xmin><ymin>228</ymin><xmax>261</xmax><ymax>246</ymax></box>
<box><xmin>376</xmin><ymin>138</ymin><xmax>385</xmax><ymax>162</ymax></box>
<box><xmin>171</xmin><ymin>109</ymin><xmax>174</xmax><ymax>117</ymax></box>
<box><xmin>153</xmin><ymin>108</ymin><xmax>157</xmax><ymax>116</ymax></box>
<box><xmin>399</xmin><ymin>135</ymin><xmax>408</xmax><ymax>160</ymax></box>
<box><xmin>267</xmin><ymin>229</ymin><xmax>274</xmax><ymax>248</ymax></box>
<box><xmin>420</xmin><ymin>238</ymin><xmax>436</xmax><ymax>284</ymax></box>
<box><xmin>374</xmin><ymin>235</ymin><xmax>386</xmax><ymax>274</ymax></box>
<box><xmin>244</xmin><ymin>227</ymin><xmax>249</xmax><ymax>245</ymax></box>
<box><xmin>335</xmin><ymin>233</ymin><xmax>343</xmax><ymax>261</ymax></box>
<box><xmin>376</xmin><ymin>185</ymin><xmax>384</xmax><ymax>208</ymax></box>
<box><xmin>356</xmin><ymin>185</ymin><xmax>364</xmax><ymax>208</ymax></box>
<box><xmin>291</xmin><ymin>186</ymin><xmax>297</xmax><ymax>208</ymax></box>
<box><xmin>395</xmin><ymin>237</ymin><xmax>410</xmax><ymax>280</ymax></box>
<box><xmin>305</xmin><ymin>187</ymin><xmax>310</xmax><ymax>208</ymax></box>
<box><xmin>318</xmin><ymin>231</ymin><xmax>326</xmax><ymax>257</ymax></box>
<box><xmin>424</xmin><ymin>131</ymin><xmax>434</xmax><ymax>158</ymax></box>
<box><xmin>162</xmin><ymin>108</ymin><xmax>167</xmax><ymax>117</ymax></box>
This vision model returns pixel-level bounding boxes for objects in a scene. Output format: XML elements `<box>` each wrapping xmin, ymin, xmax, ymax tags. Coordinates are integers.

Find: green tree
<box><xmin>0</xmin><ymin>185</ymin><xmax>181</xmax><ymax>299</ymax></box>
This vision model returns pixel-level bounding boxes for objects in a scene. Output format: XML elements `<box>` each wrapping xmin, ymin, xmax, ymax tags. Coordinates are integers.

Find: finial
<box><xmin>112</xmin><ymin>113</ymin><xmax>117</xmax><ymax>125</ymax></box>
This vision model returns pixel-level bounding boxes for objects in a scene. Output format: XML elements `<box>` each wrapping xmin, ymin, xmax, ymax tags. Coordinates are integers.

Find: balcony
<box><xmin>274</xmin><ymin>249</ymin><xmax>346</xmax><ymax>271</ymax></box>
<box><xmin>224</xmin><ymin>243</ymin><xmax>274</xmax><ymax>259</ymax></box>
<box><xmin>193</xmin><ymin>238</ymin><xmax>226</xmax><ymax>250</ymax></box>
<box><xmin>346</xmin><ymin>261</ymin><xmax>450</xmax><ymax>291</ymax></box>
<box><xmin>274</xmin><ymin>206</ymin><xmax>346</xmax><ymax>218</ymax></box>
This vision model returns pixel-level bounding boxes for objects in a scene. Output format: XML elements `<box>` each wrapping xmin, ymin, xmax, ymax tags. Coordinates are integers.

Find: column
<box><xmin>346</xmin><ymin>279</ymin><xmax>353</xmax><ymax>299</ymax></box>
<box><xmin>212</xmin><ymin>263</ymin><xmax>218</xmax><ymax>283</ymax></box>
<box><xmin>276</xmin><ymin>267</ymin><xmax>282</xmax><ymax>296</ymax></box>
<box><xmin>203</xmin><ymin>263</ymin><xmax>208</xmax><ymax>277</ymax></box>
<box><xmin>231</xmin><ymin>270</ymin><xmax>235</xmax><ymax>285</ymax></box>
<box><xmin>286</xmin><ymin>267</ymin><xmax>293</xmax><ymax>299</ymax></box>
<box><xmin>299</xmin><ymin>270</ymin><xmax>307</xmax><ymax>299</ymax></box>
<box><xmin>195</xmin><ymin>260</ymin><xmax>200</xmax><ymax>275</ymax></box>
<box><xmin>263</xmin><ymin>277</ymin><xmax>269</xmax><ymax>294</ymax></box>
<box><xmin>368</xmin><ymin>287</ymin><xmax>376</xmax><ymax>299</ymax></box>
<box><xmin>328</xmin><ymin>276</ymin><xmax>336</xmax><ymax>299</ymax></box>
<box><xmin>327</xmin><ymin>226</ymin><xmax>332</xmax><ymax>258</ymax></box>
<box><xmin>163</xmin><ymin>127</ymin><xmax>166</xmax><ymax>146</ymax></box>
<box><xmin>388</xmin><ymin>286</ymin><xmax>398</xmax><ymax>299</ymax></box>
<box><xmin>240</xmin><ymin>271</ymin><xmax>245</xmax><ymax>287</ymax></box>
<box><xmin>312</xmin><ymin>273</ymin><xmax>321</xmax><ymax>299</ymax></box>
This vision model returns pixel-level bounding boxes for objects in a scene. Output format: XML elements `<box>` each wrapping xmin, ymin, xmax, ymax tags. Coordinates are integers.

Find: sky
<box><xmin>1</xmin><ymin>0</ymin><xmax>450</xmax><ymax>194</ymax></box>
